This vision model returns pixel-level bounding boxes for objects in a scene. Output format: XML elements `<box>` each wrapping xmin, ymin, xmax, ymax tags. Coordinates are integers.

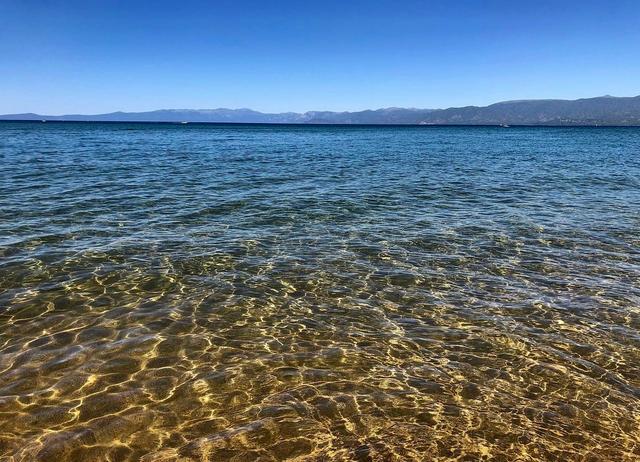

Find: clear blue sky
<box><xmin>1</xmin><ymin>0</ymin><xmax>639</xmax><ymax>114</ymax></box>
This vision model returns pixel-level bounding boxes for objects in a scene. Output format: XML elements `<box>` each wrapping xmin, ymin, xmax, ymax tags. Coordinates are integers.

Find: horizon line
<box><xmin>3</xmin><ymin>93</ymin><xmax>639</xmax><ymax>117</ymax></box>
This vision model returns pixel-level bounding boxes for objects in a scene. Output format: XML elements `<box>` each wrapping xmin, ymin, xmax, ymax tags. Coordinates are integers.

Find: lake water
<box><xmin>1</xmin><ymin>122</ymin><xmax>639</xmax><ymax>461</ymax></box>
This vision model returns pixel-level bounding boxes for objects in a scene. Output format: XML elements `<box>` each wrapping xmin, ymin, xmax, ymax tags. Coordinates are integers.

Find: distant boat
<box><xmin>500</xmin><ymin>123</ymin><xmax>510</xmax><ymax>128</ymax></box>
<box><xmin>41</xmin><ymin>120</ymin><xmax>47</xmax><ymax>123</ymax></box>
<box><xmin>180</xmin><ymin>121</ymin><xmax>189</xmax><ymax>124</ymax></box>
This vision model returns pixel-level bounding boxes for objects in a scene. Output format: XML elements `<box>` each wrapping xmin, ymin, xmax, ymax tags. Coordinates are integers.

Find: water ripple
<box><xmin>1</xmin><ymin>123</ymin><xmax>640</xmax><ymax>461</ymax></box>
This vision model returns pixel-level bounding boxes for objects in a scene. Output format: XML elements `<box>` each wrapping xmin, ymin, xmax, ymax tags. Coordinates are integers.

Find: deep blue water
<box><xmin>1</xmin><ymin>122</ymin><xmax>639</xmax><ymax>461</ymax></box>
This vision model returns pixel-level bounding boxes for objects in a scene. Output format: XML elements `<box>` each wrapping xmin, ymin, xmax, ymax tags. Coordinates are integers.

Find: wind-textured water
<box><xmin>1</xmin><ymin>122</ymin><xmax>639</xmax><ymax>461</ymax></box>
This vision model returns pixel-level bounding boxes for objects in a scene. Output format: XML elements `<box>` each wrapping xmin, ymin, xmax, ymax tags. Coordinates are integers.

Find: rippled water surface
<box><xmin>1</xmin><ymin>122</ymin><xmax>640</xmax><ymax>461</ymax></box>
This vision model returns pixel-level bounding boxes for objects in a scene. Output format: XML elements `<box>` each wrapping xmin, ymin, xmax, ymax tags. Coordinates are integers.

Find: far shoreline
<box><xmin>2</xmin><ymin>119</ymin><xmax>640</xmax><ymax>128</ymax></box>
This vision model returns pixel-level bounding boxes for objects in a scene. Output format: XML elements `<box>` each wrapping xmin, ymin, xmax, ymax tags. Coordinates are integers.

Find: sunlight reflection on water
<box><xmin>1</xmin><ymin>123</ymin><xmax>639</xmax><ymax>461</ymax></box>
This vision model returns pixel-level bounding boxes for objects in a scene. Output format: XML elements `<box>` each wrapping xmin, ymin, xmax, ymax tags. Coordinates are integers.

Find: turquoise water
<box><xmin>1</xmin><ymin>122</ymin><xmax>639</xmax><ymax>461</ymax></box>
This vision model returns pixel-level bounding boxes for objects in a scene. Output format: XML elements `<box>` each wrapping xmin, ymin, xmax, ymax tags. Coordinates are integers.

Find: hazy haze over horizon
<box><xmin>1</xmin><ymin>0</ymin><xmax>639</xmax><ymax>114</ymax></box>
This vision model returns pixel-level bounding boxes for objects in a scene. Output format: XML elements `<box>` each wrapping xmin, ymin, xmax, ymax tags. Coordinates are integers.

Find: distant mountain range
<box><xmin>3</xmin><ymin>95</ymin><xmax>640</xmax><ymax>125</ymax></box>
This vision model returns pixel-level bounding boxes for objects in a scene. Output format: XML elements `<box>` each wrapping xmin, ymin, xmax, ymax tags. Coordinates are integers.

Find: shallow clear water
<box><xmin>1</xmin><ymin>122</ymin><xmax>639</xmax><ymax>461</ymax></box>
